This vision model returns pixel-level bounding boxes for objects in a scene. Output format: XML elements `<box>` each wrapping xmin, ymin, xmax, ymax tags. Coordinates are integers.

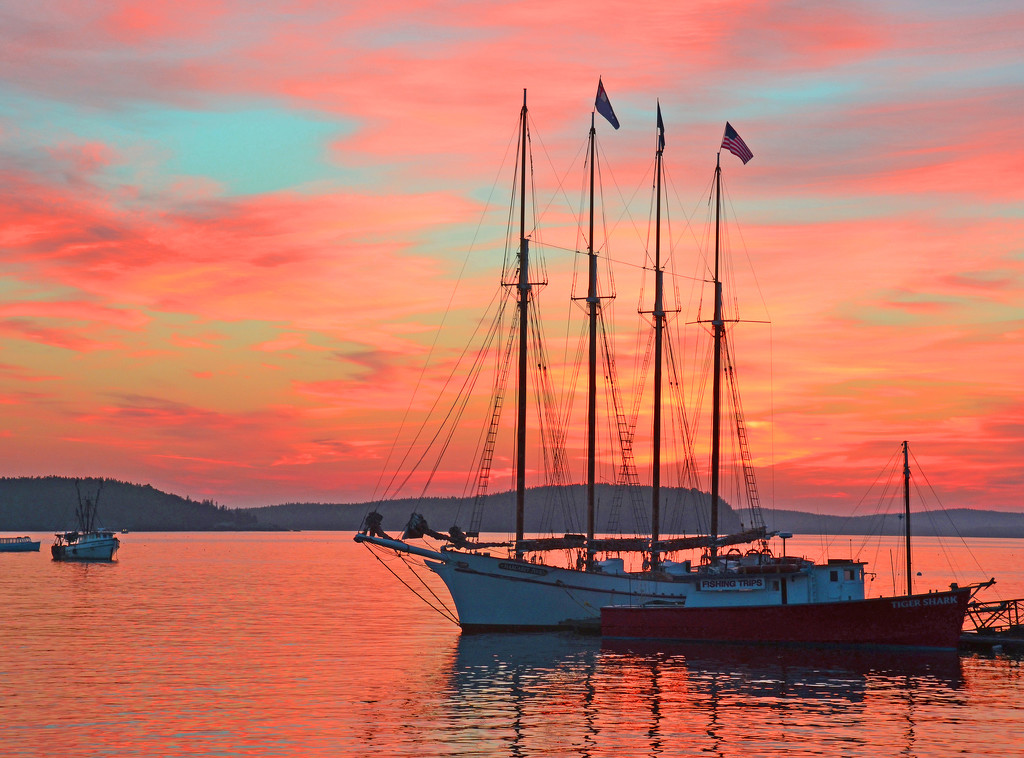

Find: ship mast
<box><xmin>903</xmin><ymin>440</ymin><xmax>912</xmax><ymax>595</ymax></box>
<box><xmin>651</xmin><ymin>104</ymin><xmax>665</xmax><ymax>571</ymax></box>
<box><xmin>709</xmin><ymin>153</ymin><xmax>724</xmax><ymax>563</ymax></box>
<box><xmin>586</xmin><ymin>112</ymin><xmax>598</xmax><ymax>568</ymax></box>
<box><xmin>515</xmin><ymin>89</ymin><xmax>530</xmax><ymax>557</ymax></box>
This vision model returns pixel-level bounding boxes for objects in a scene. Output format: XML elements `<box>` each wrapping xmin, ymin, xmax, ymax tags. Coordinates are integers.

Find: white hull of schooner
<box><xmin>428</xmin><ymin>550</ymin><xmax>686</xmax><ymax>631</ymax></box>
<box><xmin>355</xmin><ymin>533</ymin><xmax>693</xmax><ymax>630</ymax></box>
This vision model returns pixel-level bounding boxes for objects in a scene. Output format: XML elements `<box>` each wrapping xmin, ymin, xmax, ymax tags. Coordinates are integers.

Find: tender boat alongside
<box><xmin>599</xmin><ymin>442</ymin><xmax>994</xmax><ymax>650</ymax></box>
<box><xmin>601</xmin><ymin>570</ymin><xmax>988</xmax><ymax>651</ymax></box>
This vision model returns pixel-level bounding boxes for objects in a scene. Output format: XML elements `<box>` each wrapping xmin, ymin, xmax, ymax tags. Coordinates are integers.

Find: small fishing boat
<box><xmin>52</xmin><ymin>481</ymin><xmax>120</xmax><ymax>562</ymax></box>
<box><xmin>602</xmin><ymin>584</ymin><xmax>978</xmax><ymax>650</ymax></box>
<box><xmin>599</xmin><ymin>442</ymin><xmax>994</xmax><ymax>649</ymax></box>
<box><xmin>0</xmin><ymin>536</ymin><xmax>41</xmax><ymax>552</ymax></box>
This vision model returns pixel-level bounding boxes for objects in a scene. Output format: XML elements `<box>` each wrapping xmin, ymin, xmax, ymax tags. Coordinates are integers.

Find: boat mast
<box><xmin>651</xmin><ymin>104</ymin><xmax>665</xmax><ymax>571</ymax></box>
<box><xmin>903</xmin><ymin>440</ymin><xmax>912</xmax><ymax>595</ymax></box>
<box><xmin>710</xmin><ymin>153</ymin><xmax>724</xmax><ymax>563</ymax></box>
<box><xmin>515</xmin><ymin>89</ymin><xmax>530</xmax><ymax>557</ymax></box>
<box><xmin>586</xmin><ymin>111</ymin><xmax>598</xmax><ymax>568</ymax></box>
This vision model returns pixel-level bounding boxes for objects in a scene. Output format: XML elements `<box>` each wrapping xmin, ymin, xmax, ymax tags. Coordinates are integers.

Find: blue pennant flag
<box><xmin>595</xmin><ymin>78</ymin><xmax>619</xmax><ymax>129</ymax></box>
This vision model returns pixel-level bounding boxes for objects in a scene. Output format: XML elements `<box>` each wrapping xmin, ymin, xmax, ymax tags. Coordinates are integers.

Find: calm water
<box><xmin>2</xmin><ymin>532</ymin><xmax>1023</xmax><ymax>757</ymax></box>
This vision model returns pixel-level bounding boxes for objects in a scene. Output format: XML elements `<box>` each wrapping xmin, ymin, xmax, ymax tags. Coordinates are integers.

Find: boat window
<box><xmin>845</xmin><ymin>569</ymin><xmax>856</xmax><ymax>580</ymax></box>
<box><xmin>830</xmin><ymin>570</ymin><xmax>838</xmax><ymax>582</ymax></box>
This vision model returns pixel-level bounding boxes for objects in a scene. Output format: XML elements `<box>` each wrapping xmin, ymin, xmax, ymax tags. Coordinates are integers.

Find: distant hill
<box><xmin>2</xmin><ymin>477</ymin><xmax>1021</xmax><ymax>538</ymax></box>
<box><xmin>249</xmin><ymin>484</ymin><xmax>746</xmax><ymax>535</ymax></box>
<box><xmin>752</xmin><ymin>507</ymin><xmax>1024</xmax><ymax>540</ymax></box>
<box><xmin>0</xmin><ymin>476</ymin><xmax>263</xmax><ymax>531</ymax></box>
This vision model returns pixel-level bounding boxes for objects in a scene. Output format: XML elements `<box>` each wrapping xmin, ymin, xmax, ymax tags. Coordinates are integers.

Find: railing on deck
<box><xmin>965</xmin><ymin>597</ymin><xmax>1024</xmax><ymax>635</ymax></box>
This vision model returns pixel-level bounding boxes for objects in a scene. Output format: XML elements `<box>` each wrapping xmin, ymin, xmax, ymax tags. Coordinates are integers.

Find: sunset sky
<box><xmin>1</xmin><ymin>1</ymin><xmax>1021</xmax><ymax>515</ymax></box>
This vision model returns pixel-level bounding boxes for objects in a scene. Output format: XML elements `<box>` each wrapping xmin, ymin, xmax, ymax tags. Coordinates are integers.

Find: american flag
<box><xmin>721</xmin><ymin>122</ymin><xmax>753</xmax><ymax>164</ymax></box>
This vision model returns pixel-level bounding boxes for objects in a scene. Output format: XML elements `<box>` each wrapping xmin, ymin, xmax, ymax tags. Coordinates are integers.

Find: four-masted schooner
<box><xmin>355</xmin><ymin>85</ymin><xmax>789</xmax><ymax>631</ymax></box>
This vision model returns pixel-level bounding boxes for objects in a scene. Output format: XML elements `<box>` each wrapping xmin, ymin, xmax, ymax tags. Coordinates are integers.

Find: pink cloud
<box><xmin>2</xmin><ymin>0</ymin><xmax>1023</xmax><ymax>510</ymax></box>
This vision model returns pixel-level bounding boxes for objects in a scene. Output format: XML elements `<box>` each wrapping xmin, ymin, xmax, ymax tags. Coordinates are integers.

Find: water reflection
<box><xmin>447</xmin><ymin>634</ymin><xmax>601</xmax><ymax>757</ymax></box>
<box><xmin>445</xmin><ymin>634</ymin><xmax>965</xmax><ymax>757</ymax></box>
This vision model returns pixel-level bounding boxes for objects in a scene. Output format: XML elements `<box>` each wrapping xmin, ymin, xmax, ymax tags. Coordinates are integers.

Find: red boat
<box><xmin>601</xmin><ymin>585</ymin><xmax>977</xmax><ymax>650</ymax></box>
<box><xmin>594</xmin><ymin>149</ymin><xmax>997</xmax><ymax>650</ymax></box>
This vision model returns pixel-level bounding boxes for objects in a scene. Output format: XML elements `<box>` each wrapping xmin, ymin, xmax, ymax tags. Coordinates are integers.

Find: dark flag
<box><xmin>657</xmin><ymin>102</ymin><xmax>665</xmax><ymax>151</ymax></box>
<box><xmin>721</xmin><ymin>122</ymin><xmax>753</xmax><ymax>164</ymax></box>
<box><xmin>595</xmin><ymin>78</ymin><xmax>619</xmax><ymax>129</ymax></box>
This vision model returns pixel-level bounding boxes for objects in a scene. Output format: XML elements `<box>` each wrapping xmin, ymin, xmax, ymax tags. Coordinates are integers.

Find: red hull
<box><xmin>601</xmin><ymin>587</ymin><xmax>971</xmax><ymax>650</ymax></box>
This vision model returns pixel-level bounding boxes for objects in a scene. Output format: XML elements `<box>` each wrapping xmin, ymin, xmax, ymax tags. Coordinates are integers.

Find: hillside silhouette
<box><xmin>0</xmin><ymin>477</ymin><xmax>261</xmax><ymax>531</ymax></box>
<box><xmin>2</xmin><ymin>476</ymin><xmax>1021</xmax><ymax>538</ymax></box>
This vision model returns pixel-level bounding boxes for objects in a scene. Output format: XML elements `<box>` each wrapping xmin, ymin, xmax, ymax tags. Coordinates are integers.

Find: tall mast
<box><xmin>710</xmin><ymin>153</ymin><xmax>723</xmax><ymax>563</ymax></box>
<box><xmin>903</xmin><ymin>440</ymin><xmax>912</xmax><ymax>595</ymax></box>
<box><xmin>651</xmin><ymin>104</ymin><xmax>665</xmax><ymax>571</ymax></box>
<box><xmin>586</xmin><ymin>112</ymin><xmax>598</xmax><ymax>568</ymax></box>
<box><xmin>515</xmin><ymin>89</ymin><xmax>529</xmax><ymax>557</ymax></box>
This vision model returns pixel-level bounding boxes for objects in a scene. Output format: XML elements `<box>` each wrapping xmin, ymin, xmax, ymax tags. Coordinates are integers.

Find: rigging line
<box><xmin>841</xmin><ymin>445</ymin><xmax>904</xmax><ymax>558</ymax></box>
<box><xmin>535</xmin><ymin>315</ymin><xmax>571</xmax><ymax>481</ymax></box>
<box><xmin>369</xmin><ymin>114</ymin><xmax>523</xmax><ymax>512</ymax></box>
<box><xmin>528</xmin><ymin>131</ymin><xmax>544</xmax><ymax>280</ymax></box>
<box><xmin>644</xmin><ymin>161</ymin><xmax>657</xmax><ymax>271</ymax></box>
<box><xmin>503</xmin><ymin>105</ymin><xmax>532</xmax><ymax>280</ymax></box>
<box><xmin>522</xmin><ymin>302</ymin><xmax>554</xmax><ymax>503</ymax></box>
<box><xmin>664</xmin><ymin>320</ymin><xmax>701</xmax><ymax>493</ymax></box>
<box><xmin>560</xmin><ymin>298</ymin><xmax>586</xmax><ymax>440</ymax></box>
<box><xmin>381</xmin><ymin>290</ymin><xmax>509</xmax><ymax>502</ymax></box>
<box><xmin>422</xmin><ymin>327</ymin><xmax>491</xmax><ymax>490</ymax></box>
<box><xmin>560</xmin><ymin>320</ymin><xmax>589</xmax><ymax>436</ymax></box>
<box><xmin>545</xmin><ymin>241</ymin><xmax>708</xmax><ymax>283</ymax></box>
<box><xmin>418</xmin><ymin>330</ymin><xmax>492</xmax><ymax>497</ymax></box>
<box><xmin>467</xmin><ymin>309</ymin><xmax>520</xmax><ymax>534</ymax></box>
<box><xmin>529</xmin><ymin>113</ymin><xmax>589</xmax><ymax>246</ymax></box>
<box><xmin>503</xmin><ymin>137</ymin><xmax>520</xmax><ymax>280</ymax></box>
<box><xmin>597</xmin><ymin>149</ymin><xmax>619</xmax><ymax>300</ymax></box>
<box><xmin>361</xmin><ymin>544</ymin><xmax>459</xmax><ymax>625</ymax></box>
<box><xmin>601</xmin><ymin>148</ymin><xmax>659</xmax><ymax>263</ymax></box>
<box><xmin>524</xmin><ymin>124</ymin><xmax>552</xmax><ymax>288</ymax></box>
<box><xmin>557</xmin><ymin>279</ymin><xmax>582</xmax><ymax>427</ymax></box>
<box><xmin>387</xmin><ymin>292</ymin><xmax>508</xmax><ymax>500</ymax></box>
<box><xmin>530</xmin><ymin>299</ymin><xmax>576</xmax><ymax>517</ymax></box>
<box><xmin>719</xmin><ymin>171</ymin><xmax>772</xmax><ymax>324</ymax></box>
<box><xmin>572</xmin><ymin>142</ymin><xmax>588</xmax><ymax>266</ymax></box>
<box><xmin>461</xmin><ymin>306</ymin><xmax>511</xmax><ymax>510</ymax></box>
<box><xmin>656</xmin><ymin>159</ymin><xmax>687</xmax><ymax>273</ymax></box>
<box><xmin>669</xmin><ymin>166</ymin><xmax>718</xmax><ymax>270</ymax></box>
<box><xmin>909</xmin><ymin>447</ymin><xmax>989</xmax><ymax>580</ymax></box>
<box><xmin>599</xmin><ymin>312</ymin><xmax>646</xmax><ymax>536</ymax></box>
<box><xmin>687</xmin><ymin>332</ymin><xmax>713</xmax><ymax>454</ymax></box>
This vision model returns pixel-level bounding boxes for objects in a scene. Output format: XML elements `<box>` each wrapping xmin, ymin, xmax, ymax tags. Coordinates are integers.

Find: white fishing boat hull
<box><xmin>51</xmin><ymin>531</ymin><xmax>120</xmax><ymax>561</ymax></box>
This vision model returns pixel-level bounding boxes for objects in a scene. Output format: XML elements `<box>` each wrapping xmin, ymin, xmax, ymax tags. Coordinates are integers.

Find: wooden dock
<box><xmin>960</xmin><ymin>596</ymin><xmax>1024</xmax><ymax>654</ymax></box>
